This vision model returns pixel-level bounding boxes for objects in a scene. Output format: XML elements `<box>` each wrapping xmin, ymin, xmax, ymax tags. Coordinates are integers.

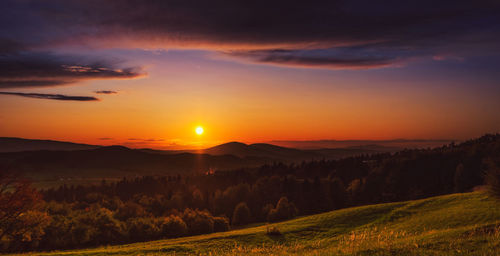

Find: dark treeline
<box><xmin>1</xmin><ymin>134</ymin><xmax>499</xmax><ymax>252</ymax></box>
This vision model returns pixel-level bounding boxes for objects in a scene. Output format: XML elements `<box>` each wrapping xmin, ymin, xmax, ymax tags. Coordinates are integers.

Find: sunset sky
<box><xmin>1</xmin><ymin>0</ymin><xmax>499</xmax><ymax>149</ymax></box>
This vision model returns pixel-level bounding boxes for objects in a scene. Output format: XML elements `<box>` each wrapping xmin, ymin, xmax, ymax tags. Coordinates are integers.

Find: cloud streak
<box><xmin>0</xmin><ymin>92</ymin><xmax>99</xmax><ymax>101</ymax></box>
<box><xmin>0</xmin><ymin>41</ymin><xmax>145</xmax><ymax>89</ymax></box>
<box><xmin>94</xmin><ymin>90</ymin><xmax>118</xmax><ymax>94</ymax></box>
<box><xmin>225</xmin><ymin>48</ymin><xmax>402</xmax><ymax>69</ymax></box>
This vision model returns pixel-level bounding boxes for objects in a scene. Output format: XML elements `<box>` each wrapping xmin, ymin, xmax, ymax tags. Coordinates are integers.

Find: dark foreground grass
<box><xmin>9</xmin><ymin>192</ymin><xmax>500</xmax><ymax>256</ymax></box>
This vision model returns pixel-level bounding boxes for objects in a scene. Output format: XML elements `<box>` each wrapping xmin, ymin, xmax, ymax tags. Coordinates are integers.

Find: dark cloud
<box><xmin>0</xmin><ymin>39</ymin><xmax>26</xmax><ymax>54</ymax></box>
<box><xmin>0</xmin><ymin>92</ymin><xmax>99</xmax><ymax>101</ymax></box>
<box><xmin>127</xmin><ymin>138</ymin><xmax>164</xmax><ymax>142</ymax></box>
<box><xmin>27</xmin><ymin>1</ymin><xmax>498</xmax><ymax>47</ymax></box>
<box><xmin>146</xmin><ymin>139</ymin><xmax>165</xmax><ymax>142</ymax></box>
<box><xmin>0</xmin><ymin>0</ymin><xmax>499</xmax><ymax>69</ymax></box>
<box><xmin>226</xmin><ymin>48</ymin><xmax>401</xmax><ymax>69</ymax></box>
<box><xmin>0</xmin><ymin>80</ymin><xmax>73</xmax><ymax>88</ymax></box>
<box><xmin>98</xmin><ymin>137</ymin><xmax>113</xmax><ymax>140</ymax></box>
<box><xmin>0</xmin><ymin>50</ymin><xmax>145</xmax><ymax>88</ymax></box>
<box><xmin>94</xmin><ymin>90</ymin><xmax>118</xmax><ymax>94</ymax></box>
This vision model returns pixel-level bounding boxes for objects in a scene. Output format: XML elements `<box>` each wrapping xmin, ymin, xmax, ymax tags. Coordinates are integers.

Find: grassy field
<box><xmin>11</xmin><ymin>192</ymin><xmax>500</xmax><ymax>256</ymax></box>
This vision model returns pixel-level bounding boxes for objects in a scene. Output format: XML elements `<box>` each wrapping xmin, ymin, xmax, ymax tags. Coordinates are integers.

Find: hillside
<box><xmin>15</xmin><ymin>192</ymin><xmax>500</xmax><ymax>256</ymax></box>
<box><xmin>203</xmin><ymin>142</ymin><xmax>321</xmax><ymax>160</ymax></box>
<box><xmin>0</xmin><ymin>146</ymin><xmax>273</xmax><ymax>183</ymax></box>
<box><xmin>202</xmin><ymin>141</ymin><xmax>386</xmax><ymax>161</ymax></box>
<box><xmin>269</xmin><ymin>139</ymin><xmax>453</xmax><ymax>150</ymax></box>
<box><xmin>0</xmin><ymin>137</ymin><xmax>98</xmax><ymax>152</ymax></box>
<box><xmin>0</xmin><ymin>140</ymin><xmax>390</xmax><ymax>187</ymax></box>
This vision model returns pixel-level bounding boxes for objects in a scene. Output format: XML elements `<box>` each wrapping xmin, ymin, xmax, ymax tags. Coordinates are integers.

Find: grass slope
<box><xmin>13</xmin><ymin>192</ymin><xmax>500</xmax><ymax>256</ymax></box>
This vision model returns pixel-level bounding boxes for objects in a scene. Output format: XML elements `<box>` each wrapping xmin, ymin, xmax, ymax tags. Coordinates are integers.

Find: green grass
<box><xmin>11</xmin><ymin>192</ymin><xmax>500</xmax><ymax>256</ymax></box>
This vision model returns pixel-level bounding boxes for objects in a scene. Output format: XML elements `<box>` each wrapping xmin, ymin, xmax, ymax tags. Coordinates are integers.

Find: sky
<box><xmin>0</xmin><ymin>0</ymin><xmax>499</xmax><ymax>149</ymax></box>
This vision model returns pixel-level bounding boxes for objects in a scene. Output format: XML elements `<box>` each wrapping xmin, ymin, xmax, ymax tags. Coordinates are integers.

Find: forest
<box><xmin>1</xmin><ymin>134</ymin><xmax>499</xmax><ymax>252</ymax></box>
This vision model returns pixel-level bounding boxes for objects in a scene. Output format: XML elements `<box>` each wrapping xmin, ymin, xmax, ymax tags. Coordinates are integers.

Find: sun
<box><xmin>195</xmin><ymin>126</ymin><xmax>204</xmax><ymax>135</ymax></box>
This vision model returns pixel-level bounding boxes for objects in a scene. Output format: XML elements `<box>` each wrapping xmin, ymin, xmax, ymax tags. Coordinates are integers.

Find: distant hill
<box><xmin>201</xmin><ymin>141</ymin><xmax>392</xmax><ymax>162</ymax></box>
<box><xmin>203</xmin><ymin>142</ymin><xmax>320</xmax><ymax>160</ymax></box>
<box><xmin>0</xmin><ymin>137</ymin><xmax>99</xmax><ymax>152</ymax></box>
<box><xmin>269</xmin><ymin>139</ymin><xmax>453</xmax><ymax>149</ymax></box>
<box><xmin>140</xmin><ymin>142</ymin><xmax>387</xmax><ymax>162</ymax></box>
<box><xmin>0</xmin><ymin>138</ymin><xmax>399</xmax><ymax>186</ymax></box>
<box><xmin>0</xmin><ymin>137</ymin><xmax>405</xmax><ymax>158</ymax></box>
<box><xmin>0</xmin><ymin>145</ymin><xmax>273</xmax><ymax>181</ymax></box>
<box><xmin>0</xmin><ymin>141</ymin><xmax>380</xmax><ymax>183</ymax></box>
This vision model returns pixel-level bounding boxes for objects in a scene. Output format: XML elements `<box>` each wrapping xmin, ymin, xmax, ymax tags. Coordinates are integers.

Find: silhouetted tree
<box><xmin>454</xmin><ymin>163</ymin><xmax>467</xmax><ymax>192</ymax></box>
<box><xmin>267</xmin><ymin>197</ymin><xmax>297</xmax><ymax>222</ymax></box>
<box><xmin>328</xmin><ymin>178</ymin><xmax>347</xmax><ymax>209</ymax></box>
<box><xmin>484</xmin><ymin>159</ymin><xmax>500</xmax><ymax>199</ymax></box>
<box><xmin>213</xmin><ymin>216</ymin><xmax>230</xmax><ymax>232</ymax></box>
<box><xmin>0</xmin><ymin>173</ymin><xmax>49</xmax><ymax>250</ymax></box>
<box><xmin>232</xmin><ymin>202</ymin><xmax>251</xmax><ymax>226</ymax></box>
<box><xmin>182</xmin><ymin>209</ymin><xmax>214</xmax><ymax>235</ymax></box>
<box><xmin>159</xmin><ymin>215</ymin><xmax>188</xmax><ymax>238</ymax></box>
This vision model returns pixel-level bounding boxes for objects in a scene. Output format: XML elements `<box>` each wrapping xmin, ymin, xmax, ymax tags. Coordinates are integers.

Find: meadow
<box><xmin>10</xmin><ymin>191</ymin><xmax>500</xmax><ymax>256</ymax></box>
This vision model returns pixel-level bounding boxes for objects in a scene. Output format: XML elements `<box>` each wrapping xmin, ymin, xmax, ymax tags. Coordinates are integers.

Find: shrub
<box><xmin>485</xmin><ymin>167</ymin><xmax>500</xmax><ymax>199</ymax></box>
<box><xmin>267</xmin><ymin>208</ymin><xmax>279</xmax><ymax>223</ymax></box>
<box><xmin>261</xmin><ymin>204</ymin><xmax>274</xmax><ymax>220</ymax></box>
<box><xmin>70</xmin><ymin>221</ymin><xmax>93</xmax><ymax>247</ymax></box>
<box><xmin>0</xmin><ymin>175</ymin><xmax>45</xmax><ymax>250</ymax></box>
<box><xmin>267</xmin><ymin>197</ymin><xmax>297</xmax><ymax>223</ymax></box>
<box><xmin>93</xmin><ymin>209</ymin><xmax>124</xmax><ymax>244</ymax></box>
<box><xmin>115</xmin><ymin>202</ymin><xmax>147</xmax><ymax>221</ymax></box>
<box><xmin>126</xmin><ymin>217</ymin><xmax>160</xmax><ymax>242</ymax></box>
<box><xmin>454</xmin><ymin>163</ymin><xmax>467</xmax><ymax>192</ymax></box>
<box><xmin>232</xmin><ymin>202</ymin><xmax>251</xmax><ymax>226</ymax></box>
<box><xmin>39</xmin><ymin>215</ymin><xmax>72</xmax><ymax>249</ymax></box>
<box><xmin>159</xmin><ymin>215</ymin><xmax>188</xmax><ymax>238</ymax></box>
<box><xmin>329</xmin><ymin>177</ymin><xmax>347</xmax><ymax>209</ymax></box>
<box><xmin>182</xmin><ymin>209</ymin><xmax>214</xmax><ymax>235</ymax></box>
<box><xmin>213</xmin><ymin>216</ymin><xmax>230</xmax><ymax>232</ymax></box>
<box><xmin>266</xmin><ymin>226</ymin><xmax>281</xmax><ymax>236</ymax></box>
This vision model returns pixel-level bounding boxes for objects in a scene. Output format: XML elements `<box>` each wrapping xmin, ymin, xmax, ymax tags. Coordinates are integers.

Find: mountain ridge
<box><xmin>0</xmin><ymin>137</ymin><xmax>99</xmax><ymax>152</ymax></box>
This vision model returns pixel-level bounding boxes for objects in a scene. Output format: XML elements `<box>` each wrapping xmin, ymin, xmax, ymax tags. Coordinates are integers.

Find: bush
<box><xmin>159</xmin><ymin>215</ymin><xmax>188</xmax><ymax>238</ymax></box>
<box><xmin>329</xmin><ymin>177</ymin><xmax>347</xmax><ymax>209</ymax></box>
<box><xmin>454</xmin><ymin>163</ymin><xmax>467</xmax><ymax>192</ymax></box>
<box><xmin>92</xmin><ymin>208</ymin><xmax>124</xmax><ymax>244</ymax></box>
<box><xmin>40</xmin><ymin>215</ymin><xmax>72</xmax><ymax>249</ymax></box>
<box><xmin>213</xmin><ymin>216</ymin><xmax>230</xmax><ymax>232</ymax></box>
<box><xmin>261</xmin><ymin>204</ymin><xmax>274</xmax><ymax>220</ymax></box>
<box><xmin>182</xmin><ymin>209</ymin><xmax>214</xmax><ymax>235</ymax></box>
<box><xmin>0</xmin><ymin>175</ymin><xmax>45</xmax><ymax>251</ymax></box>
<box><xmin>126</xmin><ymin>217</ymin><xmax>160</xmax><ymax>242</ymax></box>
<box><xmin>115</xmin><ymin>202</ymin><xmax>147</xmax><ymax>221</ymax></box>
<box><xmin>70</xmin><ymin>221</ymin><xmax>93</xmax><ymax>247</ymax></box>
<box><xmin>266</xmin><ymin>226</ymin><xmax>281</xmax><ymax>236</ymax></box>
<box><xmin>232</xmin><ymin>202</ymin><xmax>251</xmax><ymax>226</ymax></box>
<box><xmin>486</xmin><ymin>168</ymin><xmax>500</xmax><ymax>199</ymax></box>
<box><xmin>267</xmin><ymin>197</ymin><xmax>297</xmax><ymax>223</ymax></box>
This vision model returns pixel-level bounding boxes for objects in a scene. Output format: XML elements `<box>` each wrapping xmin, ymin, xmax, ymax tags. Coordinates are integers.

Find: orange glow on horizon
<box><xmin>1</xmin><ymin>49</ymin><xmax>499</xmax><ymax>150</ymax></box>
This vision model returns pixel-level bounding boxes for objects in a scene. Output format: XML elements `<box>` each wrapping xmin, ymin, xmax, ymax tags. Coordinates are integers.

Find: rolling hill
<box><xmin>201</xmin><ymin>141</ymin><xmax>388</xmax><ymax>161</ymax></box>
<box><xmin>0</xmin><ymin>146</ymin><xmax>272</xmax><ymax>181</ymax></box>
<box><xmin>0</xmin><ymin>139</ymin><xmax>391</xmax><ymax>188</ymax></box>
<box><xmin>12</xmin><ymin>192</ymin><xmax>500</xmax><ymax>256</ymax></box>
<box><xmin>269</xmin><ymin>139</ymin><xmax>454</xmax><ymax>150</ymax></box>
<box><xmin>203</xmin><ymin>142</ymin><xmax>321</xmax><ymax>160</ymax></box>
<box><xmin>0</xmin><ymin>137</ymin><xmax>98</xmax><ymax>152</ymax></box>
<box><xmin>1</xmin><ymin>138</ymin><xmax>387</xmax><ymax>162</ymax></box>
